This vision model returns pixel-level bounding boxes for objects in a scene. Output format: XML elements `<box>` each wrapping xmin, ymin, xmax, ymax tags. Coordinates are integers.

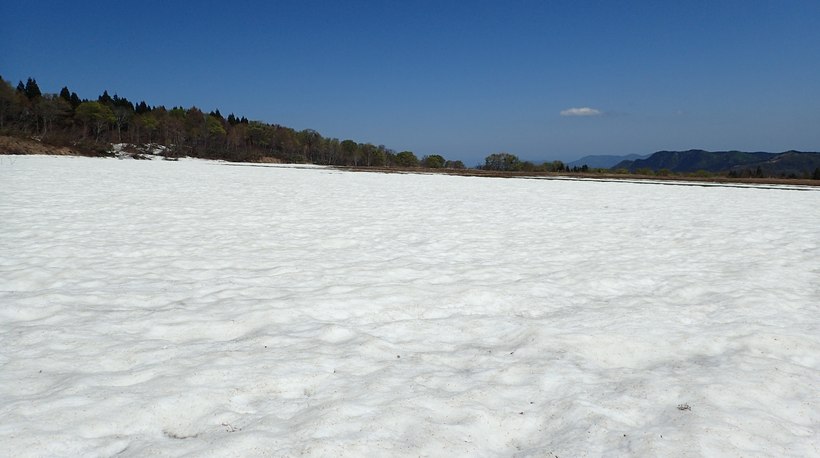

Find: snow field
<box><xmin>0</xmin><ymin>156</ymin><xmax>818</xmax><ymax>456</ymax></box>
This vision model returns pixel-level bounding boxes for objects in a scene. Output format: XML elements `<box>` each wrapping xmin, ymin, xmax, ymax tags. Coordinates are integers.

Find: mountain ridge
<box><xmin>613</xmin><ymin>149</ymin><xmax>820</xmax><ymax>177</ymax></box>
<box><xmin>567</xmin><ymin>154</ymin><xmax>649</xmax><ymax>169</ymax></box>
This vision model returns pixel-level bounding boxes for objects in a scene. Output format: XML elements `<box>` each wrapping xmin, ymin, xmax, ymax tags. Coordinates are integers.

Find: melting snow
<box><xmin>1</xmin><ymin>155</ymin><xmax>818</xmax><ymax>456</ymax></box>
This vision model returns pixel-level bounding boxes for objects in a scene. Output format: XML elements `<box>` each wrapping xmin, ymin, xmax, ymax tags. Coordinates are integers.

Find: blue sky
<box><xmin>2</xmin><ymin>0</ymin><xmax>819</xmax><ymax>163</ymax></box>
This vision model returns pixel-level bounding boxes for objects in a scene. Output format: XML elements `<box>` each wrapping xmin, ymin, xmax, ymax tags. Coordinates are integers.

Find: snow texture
<box><xmin>1</xmin><ymin>155</ymin><xmax>818</xmax><ymax>457</ymax></box>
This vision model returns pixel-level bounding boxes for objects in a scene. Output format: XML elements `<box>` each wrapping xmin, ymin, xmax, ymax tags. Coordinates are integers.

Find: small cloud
<box><xmin>560</xmin><ymin>107</ymin><xmax>603</xmax><ymax>117</ymax></box>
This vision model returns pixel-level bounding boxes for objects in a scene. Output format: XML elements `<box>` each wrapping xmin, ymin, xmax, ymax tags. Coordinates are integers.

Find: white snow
<box><xmin>109</xmin><ymin>143</ymin><xmax>168</xmax><ymax>160</ymax></box>
<box><xmin>1</xmin><ymin>155</ymin><xmax>818</xmax><ymax>457</ymax></box>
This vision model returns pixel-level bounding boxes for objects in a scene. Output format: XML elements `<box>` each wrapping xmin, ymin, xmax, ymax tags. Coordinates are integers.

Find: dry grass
<box><xmin>0</xmin><ymin>135</ymin><xmax>79</xmax><ymax>156</ymax></box>
<box><xmin>334</xmin><ymin>165</ymin><xmax>820</xmax><ymax>187</ymax></box>
<box><xmin>0</xmin><ymin>135</ymin><xmax>110</xmax><ymax>157</ymax></box>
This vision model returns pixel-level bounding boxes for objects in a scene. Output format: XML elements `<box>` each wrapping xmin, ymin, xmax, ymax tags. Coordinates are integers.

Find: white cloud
<box><xmin>560</xmin><ymin>107</ymin><xmax>602</xmax><ymax>117</ymax></box>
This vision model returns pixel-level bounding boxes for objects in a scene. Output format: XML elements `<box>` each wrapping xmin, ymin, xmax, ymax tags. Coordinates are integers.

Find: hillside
<box><xmin>0</xmin><ymin>135</ymin><xmax>105</xmax><ymax>156</ymax></box>
<box><xmin>736</xmin><ymin>150</ymin><xmax>820</xmax><ymax>177</ymax></box>
<box><xmin>567</xmin><ymin>153</ymin><xmax>648</xmax><ymax>169</ymax></box>
<box><xmin>613</xmin><ymin>149</ymin><xmax>820</xmax><ymax>177</ymax></box>
<box><xmin>0</xmin><ymin>77</ymin><xmax>464</xmax><ymax>169</ymax></box>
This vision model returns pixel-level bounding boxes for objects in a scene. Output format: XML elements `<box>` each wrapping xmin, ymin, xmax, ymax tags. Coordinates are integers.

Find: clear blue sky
<box><xmin>2</xmin><ymin>0</ymin><xmax>819</xmax><ymax>164</ymax></box>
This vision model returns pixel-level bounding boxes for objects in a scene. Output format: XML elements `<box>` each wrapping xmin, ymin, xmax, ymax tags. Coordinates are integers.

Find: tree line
<box><xmin>480</xmin><ymin>152</ymin><xmax>820</xmax><ymax>179</ymax></box>
<box><xmin>0</xmin><ymin>76</ymin><xmax>466</xmax><ymax>168</ymax></box>
<box><xmin>480</xmin><ymin>152</ymin><xmax>587</xmax><ymax>173</ymax></box>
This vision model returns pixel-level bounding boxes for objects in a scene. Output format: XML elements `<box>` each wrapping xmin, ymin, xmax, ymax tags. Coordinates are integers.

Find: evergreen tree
<box><xmin>135</xmin><ymin>101</ymin><xmax>151</xmax><ymax>114</ymax></box>
<box><xmin>69</xmin><ymin>92</ymin><xmax>81</xmax><ymax>109</ymax></box>
<box><xmin>98</xmin><ymin>90</ymin><xmax>113</xmax><ymax>106</ymax></box>
<box><xmin>24</xmin><ymin>78</ymin><xmax>42</xmax><ymax>100</ymax></box>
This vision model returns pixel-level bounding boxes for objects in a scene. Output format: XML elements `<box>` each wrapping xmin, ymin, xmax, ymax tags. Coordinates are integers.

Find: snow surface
<box><xmin>1</xmin><ymin>155</ymin><xmax>818</xmax><ymax>457</ymax></box>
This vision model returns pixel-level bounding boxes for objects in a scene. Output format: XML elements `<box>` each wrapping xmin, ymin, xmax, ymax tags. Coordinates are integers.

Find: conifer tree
<box><xmin>24</xmin><ymin>78</ymin><xmax>42</xmax><ymax>100</ymax></box>
<box><xmin>135</xmin><ymin>101</ymin><xmax>150</xmax><ymax>114</ymax></box>
<box><xmin>98</xmin><ymin>90</ymin><xmax>113</xmax><ymax>106</ymax></box>
<box><xmin>69</xmin><ymin>92</ymin><xmax>81</xmax><ymax>109</ymax></box>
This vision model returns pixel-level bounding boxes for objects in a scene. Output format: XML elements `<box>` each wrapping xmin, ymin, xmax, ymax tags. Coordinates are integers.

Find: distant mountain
<box><xmin>613</xmin><ymin>150</ymin><xmax>774</xmax><ymax>172</ymax></box>
<box><xmin>567</xmin><ymin>154</ymin><xmax>649</xmax><ymax>169</ymax></box>
<box><xmin>612</xmin><ymin>149</ymin><xmax>820</xmax><ymax>176</ymax></box>
<box><xmin>735</xmin><ymin>150</ymin><xmax>820</xmax><ymax>177</ymax></box>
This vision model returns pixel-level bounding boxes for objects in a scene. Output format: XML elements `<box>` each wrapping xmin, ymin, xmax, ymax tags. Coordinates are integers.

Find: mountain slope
<box><xmin>613</xmin><ymin>150</ymin><xmax>820</xmax><ymax>175</ymax></box>
<box><xmin>567</xmin><ymin>154</ymin><xmax>648</xmax><ymax>169</ymax></box>
<box><xmin>736</xmin><ymin>151</ymin><xmax>820</xmax><ymax>177</ymax></box>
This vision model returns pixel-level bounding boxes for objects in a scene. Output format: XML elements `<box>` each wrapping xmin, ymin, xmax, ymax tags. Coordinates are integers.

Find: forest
<box><xmin>0</xmin><ymin>76</ymin><xmax>465</xmax><ymax>169</ymax></box>
<box><xmin>2</xmin><ymin>76</ymin><xmax>819</xmax><ymax>180</ymax></box>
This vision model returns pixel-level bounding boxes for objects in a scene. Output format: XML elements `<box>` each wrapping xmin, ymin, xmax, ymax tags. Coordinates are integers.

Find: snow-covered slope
<box><xmin>1</xmin><ymin>156</ymin><xmax>818</xmax><ymax>457</ymax></box>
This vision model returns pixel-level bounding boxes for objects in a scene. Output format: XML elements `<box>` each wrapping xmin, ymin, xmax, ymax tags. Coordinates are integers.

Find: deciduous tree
<box><xmin>75</xmin><ymin>101</ymin><xmax>115</xmax><ymax>140</ymax></box>
<box><xmin>35</xmin><ymin>94</ymin><xmax>72</xmax><ymax>137</ymax></box>
<box><xmin>395</xmin><ymin>151</ymin><xmax>419</xmax><ymax>167</ymax></box>
<box><xmin>421</xmin><ymin>154</ymin><xmax>445</xmax><ymax>168</ymax></box>
<box><xmin>484</xmin><ymin>152</ymin><xmax>521</xmax><ymax>171</ymax></box>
